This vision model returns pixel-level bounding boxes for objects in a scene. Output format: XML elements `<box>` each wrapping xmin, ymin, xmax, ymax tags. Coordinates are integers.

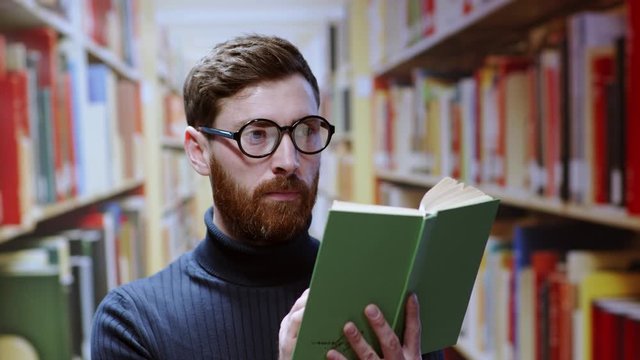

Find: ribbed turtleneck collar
<box><xmin>193</xmin><ymin>207</ymin><xmax>320</xmax><ymax>287</ymax></box>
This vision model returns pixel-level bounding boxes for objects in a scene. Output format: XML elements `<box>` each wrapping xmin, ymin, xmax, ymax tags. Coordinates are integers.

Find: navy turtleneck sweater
<box><xmin>91</xmin><ymin>208</ymin><xmax>443</xmax><ymax>359</ymax></box>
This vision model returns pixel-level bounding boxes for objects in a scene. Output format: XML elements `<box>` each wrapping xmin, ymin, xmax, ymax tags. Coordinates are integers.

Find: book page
<box><xmin>331</xmin><ymin>200</ymin><xmax>422</xmax><ymax>216</ymax></box>
<box><xmin>419</xmin><ymin>177</ymin><xmax>493</xmax><ymax>214</ymax></box>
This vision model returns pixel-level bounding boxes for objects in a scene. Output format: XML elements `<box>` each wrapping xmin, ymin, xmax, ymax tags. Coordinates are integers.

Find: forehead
<box><xmin>216</xmin><ymin>74</ymin><xmax>318</xmax><ymax>128</ymax></box>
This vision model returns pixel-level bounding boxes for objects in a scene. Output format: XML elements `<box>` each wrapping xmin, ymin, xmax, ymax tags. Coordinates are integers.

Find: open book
<box><xmin>292</xmin><ymin>177</ymin><xmax>500</xmax><ymax>359</ymax></box>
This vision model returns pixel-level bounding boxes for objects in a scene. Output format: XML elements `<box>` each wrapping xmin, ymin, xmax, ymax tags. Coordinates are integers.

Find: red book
<box><xmin>627</xmin><ymin>0</ymin><xmax>640</xmax><ymax>214</ymax></box>
<box><xmin>0</xmin><ymin>34</ymin><xmax>6</xmax><ymax>77</ymax></box>
<box><xmin>473</xmin><ymin>69</ymin><xmax>483</xmax><ymax>184</ymax></box>
<box><xmin>546</xmin><ymin>266</ymin><xmax>568</xmax><ymax>360</ymax></box>
<box><xmin>422</xmin><ymin>0</ymin><xmax>435</xmax><ymax>37</ymax></box>
<box><xmin>0</xmin><ymin>72</ymin><xmax>29</xmax><ymax>225</ymax></box>
<box><xmin>532</xmin><ymin>250</ymin><xmax>559</xmax><ymax>360</ymax></box>
<box><xmin>463</xmin><ymin>0</ymin><xmax>473</xmax><ymax>15</ymax></box>
<box><xmin>451</xmin><ymin>97</ymin><xmax>462</xmax><ymax>179</ymax></box>
<box><xmin>8</xmin><ymin>28</ymin><xmax>59</xmax><ymax>203</ymax></box>
<box><xmin>623</xmin><ymin>312</ymin><xmax>640</xmax><ymax>360</ymax></box>
<box><xmin>90</xmin><ymin>0</ymin><xmax>113</xmax><ymax>46</ymax></box>
<box><xmin>591</xmin><ymin>301</ymin><xmax>610</xmax><ymax>360</ymax></box>
<box><xmin>7</xmin><ymin>28</ymin><xmax>57</xmax><ymax>89</ymax></box>
<box><xmin>527</xmin><ymin>65</ymin><xmax>542</xmax><ymax>195</ymax></box>
<box><xmin>592</xmin><ymin>299</ymin><xmax>631</xmax><ymax>360</ymax></box>
<box><xmin>541</xmin><ymin>50</ymin><xmax>562</xmax><ymax>199</ymax></box>
<box><xmin>590</xmin><ymin>52</ymin><xmax>615</xmax><ymax>204</ymax></box>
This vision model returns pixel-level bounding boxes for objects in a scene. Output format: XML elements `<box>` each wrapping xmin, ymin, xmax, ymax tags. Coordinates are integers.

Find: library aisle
<box><xmin>1</xmin><ymin>0</ymin><xmax>640</xmax><ymax>359</ymax></box>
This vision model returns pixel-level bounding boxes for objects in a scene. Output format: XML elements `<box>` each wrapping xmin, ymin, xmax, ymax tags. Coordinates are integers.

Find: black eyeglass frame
<box><xmin>198</xmin><ymin>115</ymin><xmax>336</xmax><ymax>158</ymax></box>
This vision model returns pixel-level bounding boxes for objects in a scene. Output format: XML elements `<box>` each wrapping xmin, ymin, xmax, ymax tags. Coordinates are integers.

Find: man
<box><xmin>91</xmin><ymin>34</ymin><xmax>443</xmax><ymax>360</ymax></box>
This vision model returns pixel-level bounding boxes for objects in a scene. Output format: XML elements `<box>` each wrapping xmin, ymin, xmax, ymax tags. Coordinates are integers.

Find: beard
<box><xmin>209</xmin><ymin>156</ymin><xmax>319</xmax><ymax>245</ymax></box>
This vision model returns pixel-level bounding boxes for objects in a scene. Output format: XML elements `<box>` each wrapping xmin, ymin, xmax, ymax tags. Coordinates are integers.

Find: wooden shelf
<box><xmin>0</xmin><ymin>0</ymin><xmax>74</xmax><ymax>35</ymax></box>
<box><xmin>373</xmin><ymin>0</ymin><xmax>618</xmax><ymax>77</ymax></box>
<box><xmin>0</xmin><ymin>0</ymin><xmax>140</xmax><ymax>81</ymax></box>
<box><xmin>0</xmin><ymin>179</ymin><xmax>144</xmax><ymax>243</ymax></box>
<box><xmin>376</xmin><ymin>169</ymin><xmax>640</xmax><ymax>231</ymax></box>
<box><xmin>85</xmin><ymin>38</ymin><xmax>140</xmax><ymax>81</ymax></box>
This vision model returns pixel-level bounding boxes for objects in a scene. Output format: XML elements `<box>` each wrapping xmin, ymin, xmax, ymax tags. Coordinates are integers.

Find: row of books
<box><xmin>372</xmin><ymin>8</ymin><xmax>640</xmax><ymax>214</ymax></box>
<box><xmin>162</xmin><ymin>150</ymin><xmax>197</xmax><ymax>213</ymax></box>
<box><xmin>0</xmin><ymin>27</ymin><xmax>145</xmax><ymax>227</ymax></box>
<box><xmin>367</xmin><ymin>0</ymin><xmax>498</xmax><ymax>68</ymax></box>
<box><xmin>0</xmin><ymin>195</ymin><xmax>146</xmax><ymax>360</ymax></box>
<box><xmin>163</xmin><ymin>92</ymin><xmax>185</xmax><ymax>138</ymax></box>
<box><xmin>161</xmin><ymin>200</ymin><xmax>200</xmax><ymax>263</ymax></box>
<box><xmin>157</xmin><ymin>25</ymin><xmax>187</xmax><ymax>93</ymax></box>
<box><xmin>21</xmin><ymin>0</ymin><xmax>140</xmax><ymax>68</ymax></box>
<box><xmin>85</xmin><ymin>0</ymin><xmax>140</xmax><ymax>68</ymax></box>
<box><xmin>459</xmin><ymin>218</ymin><xmax>640</xmax><ymax>360</ymax></box>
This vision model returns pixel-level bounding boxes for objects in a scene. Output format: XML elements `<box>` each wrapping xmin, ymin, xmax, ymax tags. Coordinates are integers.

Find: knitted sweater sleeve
<box><xmin>91</xmin><ymin>290</ymin><xmax>152</xmax><ymax>360</ymax></box>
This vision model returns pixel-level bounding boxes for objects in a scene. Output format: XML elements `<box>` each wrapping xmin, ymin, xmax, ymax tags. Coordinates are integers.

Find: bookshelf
<box><xmin>0</xmin><ymin>1</ymin><xmax>159</xmax><ymax>358</ymax></box>
<box><xmin>0</xmin><ymin>179</ymin><xmax>143</xmax><ymax>243</ymax></box>
<box><xmin>377</xmin><ymin>169</ymin><xmax>640</xmax><ymax>231</ymax></box>
<box><xmin>357</xmin><ymin>0</ymin><xmax>640</xmax><ymax>359</ymax></box>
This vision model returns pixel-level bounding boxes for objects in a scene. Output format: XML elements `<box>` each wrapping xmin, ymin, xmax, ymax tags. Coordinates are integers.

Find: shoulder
<box><xmin>90</xmin><ymin>253</ymin><xmax>195</xmax><ymax>359</ymax></box>
<box><xmin>95</xmin><ymin>250</ymin><xmax>197</xmax><ymax>321</ymax></box>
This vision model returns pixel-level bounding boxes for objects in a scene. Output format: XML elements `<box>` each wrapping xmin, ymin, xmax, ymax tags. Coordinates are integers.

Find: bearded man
<box><xmin>91</xmin><ymin>34</ymin><xmax>443</xmax><ymax>360</ymax></box>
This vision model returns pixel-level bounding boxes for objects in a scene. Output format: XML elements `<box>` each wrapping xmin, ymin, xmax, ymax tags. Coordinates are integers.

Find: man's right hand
<box><xmin>278</xmin><ymin>288</ymin><xmax>309</xmax><ymax>360</ymax></box>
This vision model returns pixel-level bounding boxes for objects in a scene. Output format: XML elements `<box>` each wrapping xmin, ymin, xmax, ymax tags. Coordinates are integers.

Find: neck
<box><xmin>193</xmin><ymin>207</ymin><xmax>319</xmax><ymax>286</ymax></box>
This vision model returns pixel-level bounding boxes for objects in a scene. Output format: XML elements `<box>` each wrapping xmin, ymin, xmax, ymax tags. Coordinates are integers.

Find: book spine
<box><xmin>627</xmin><ymin>0</ymin><xmax>640</xmax><ymax>214</ymax></box>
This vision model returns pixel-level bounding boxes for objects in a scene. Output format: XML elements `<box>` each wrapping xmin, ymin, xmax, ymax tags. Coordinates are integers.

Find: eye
<box><xmin>244</xmin><ymin>129</ymin><xmax>268</xmax><ymax>144</ymax></box>
<box><xmin>298</xmin><ymin>123</ymin><xmax>318</xmax><ymax>137</ymax></box>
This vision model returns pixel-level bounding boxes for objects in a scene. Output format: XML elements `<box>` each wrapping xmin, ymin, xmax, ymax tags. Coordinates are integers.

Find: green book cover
<box><xmin>0</xmin><ymin>273</ymin><xmax>73</xmax><ymax>360</ymax></box>
<box><xmin>292</xmin><ymin>178</ymin><xmax>500</xmax><ymax>359</ymax></box>
<box><xmin>0</xmin><ymin>237</ymin><xmax>74</xmax><ymax>360</ymax></box>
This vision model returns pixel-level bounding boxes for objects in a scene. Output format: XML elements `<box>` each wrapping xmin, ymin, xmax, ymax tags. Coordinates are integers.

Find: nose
<box><xmin>271</xmin><ymin>133</ymin><xmax>299</xmax><ymax>176</ymax></box>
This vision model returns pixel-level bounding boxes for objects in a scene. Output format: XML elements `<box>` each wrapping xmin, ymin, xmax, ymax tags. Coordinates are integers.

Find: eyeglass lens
<box><xmin>239</xmin><ymin>117</ymin><xmax>330</xmax><ymax>156</ymax></box>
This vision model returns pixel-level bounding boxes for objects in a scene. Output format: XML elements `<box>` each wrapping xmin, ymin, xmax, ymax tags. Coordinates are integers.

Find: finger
<box><xmin>290</xmin><ymin>288</ymin><xmax>310</xmax><ymax>313</ymax></box>
<box><xmin>343</xmin><ymin>321</ymin><xmax>379</xmax><ymax>360</ymax></box>
<box><xmin>402</xmin><ymin>294</ymin><xmax>422</xmax><ymax>355</ymax></box>
<box><xmin>278</xmin><ymin>296</ymin><xmax>308</xmax><ymax>360</ymax></box>
<box><xmin>278</xmin><ymin>307</ymin><xmax>305</xmax><ymax>359</ymax></box>
<box><xmin>364</xmin><ymin>304</ymin><xmax>403</xmax><ymax>359</ymax></box>
<box><xmin>326</xmin><ymin>349</ymin><xmax>348</xmax><ymax>360</ymax></box>
<box><xmin>283</xmin><ymin>306</ymin><xmax>305</xmax><ymax>340</ymax></box>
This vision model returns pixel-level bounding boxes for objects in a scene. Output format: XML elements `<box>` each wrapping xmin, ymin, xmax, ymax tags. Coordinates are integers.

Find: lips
<box><xmin>264</xmin><ymin>190</ymin><xmax>301</xmax><ymax>200</ymax></box>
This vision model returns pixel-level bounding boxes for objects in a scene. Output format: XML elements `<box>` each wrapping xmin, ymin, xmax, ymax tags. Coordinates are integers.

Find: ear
<box><xmin>184</xmin><ymin>126</ymin><xmax>211</xmax><ymax>176</ymax></box>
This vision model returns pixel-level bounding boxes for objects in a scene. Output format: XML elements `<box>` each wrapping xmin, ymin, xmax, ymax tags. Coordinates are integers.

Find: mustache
<box><xmin>253</xmin><ymin>175</ymin><xmax>310</xmax><ymax>197</ymax></box>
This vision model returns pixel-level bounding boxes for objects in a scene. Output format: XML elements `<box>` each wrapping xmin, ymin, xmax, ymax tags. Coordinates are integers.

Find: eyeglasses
<box><xmin>198</xmin><ymin>115</ymin><xmax>335</xmax><ymax>158</ymax></box>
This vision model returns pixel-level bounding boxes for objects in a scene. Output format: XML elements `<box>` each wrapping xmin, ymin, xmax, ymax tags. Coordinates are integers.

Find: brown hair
<box><xmin>183</xmin><ymin>34</ymin><xmax>320</xmax><ymax>127</ymax></box>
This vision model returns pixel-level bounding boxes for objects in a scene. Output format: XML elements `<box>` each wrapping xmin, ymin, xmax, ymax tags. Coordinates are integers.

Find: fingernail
<box><xmin>365</xmin><ymin>304</ymin><xmax>379</xmax><ymax>318</ymax></box>
<box><xmin>345</xmin><ymin>322</ymin><xmax>357</xmax><ymax>336</ymax></box>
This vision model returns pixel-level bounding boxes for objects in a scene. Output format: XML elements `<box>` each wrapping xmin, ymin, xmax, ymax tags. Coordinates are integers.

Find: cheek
<box><xmin>299</xmin><ymin>156</ymin><xmax>321</xmax><ymax>183</ymax></box>
<box><xmin>211</xmin><ymin>143</ymin><xmax>260</xmax><ymax>191</ymax></box>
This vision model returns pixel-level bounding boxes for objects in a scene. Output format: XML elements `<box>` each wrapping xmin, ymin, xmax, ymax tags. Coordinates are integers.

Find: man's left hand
<box><xmin>326</xmin><ymin>294</ymin><xmax>422</xmax><ymax>360</ymax></box>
